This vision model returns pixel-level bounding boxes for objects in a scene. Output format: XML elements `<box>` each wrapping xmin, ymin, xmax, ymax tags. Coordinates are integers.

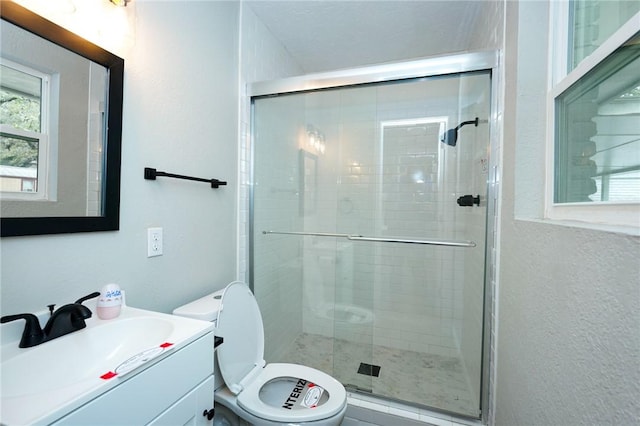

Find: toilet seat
<box><xmin>237</xmin><ymin>363</ymin><xmax>346</xmax><ymax>422</ymax></box>
<box><xmin>216</xmin><ymin>282</ymin><xmax>346</xmax><ymax>423</ymax></box>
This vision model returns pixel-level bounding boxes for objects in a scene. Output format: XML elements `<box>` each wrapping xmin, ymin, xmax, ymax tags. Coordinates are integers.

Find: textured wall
<box><xmin>497</xmin><ymin>220</ymin><xmax>640</xmax><ymax>424</ymax></box>
<box><xmin>495</xmin><ymin>1</ymin><xmax>640</xmax><ymax>424</ymax></box>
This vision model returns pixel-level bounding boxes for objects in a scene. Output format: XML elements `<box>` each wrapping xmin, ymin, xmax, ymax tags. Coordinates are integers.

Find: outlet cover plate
<box><xmin>147</xmin><ymin>227</ymin><xmax>163</xmax><ymax>257</ymax></box>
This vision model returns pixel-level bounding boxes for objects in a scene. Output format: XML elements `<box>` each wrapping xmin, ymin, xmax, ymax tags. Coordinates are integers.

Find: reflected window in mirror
<box><xmin>1</xmin><ymin>22</ymin><xmax>110</xmax><ymax>218</ymax></box>
<box><xmin>1</xmin><ymin>59</ymin><xmax>52</xmax><ymax>200</ymax></box>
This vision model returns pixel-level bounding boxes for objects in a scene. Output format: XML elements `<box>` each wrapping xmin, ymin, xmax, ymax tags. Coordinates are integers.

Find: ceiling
<box><xmin>246</xmin><ymin>1</ymin><xmax>486</xmax><ymax>74</ymax></box>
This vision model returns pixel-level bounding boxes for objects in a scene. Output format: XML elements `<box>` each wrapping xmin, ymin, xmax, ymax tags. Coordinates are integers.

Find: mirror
<box><xmin>1</xmin><ymin>2</ymin><xmax>123</xmax><ymax>237</ymax></box>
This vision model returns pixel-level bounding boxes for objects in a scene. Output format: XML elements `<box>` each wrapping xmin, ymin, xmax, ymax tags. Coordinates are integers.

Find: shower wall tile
<box><xmin>297</xmin><ymin>76</ymin><xmax>490</xmax><ymax>365</ymax></box>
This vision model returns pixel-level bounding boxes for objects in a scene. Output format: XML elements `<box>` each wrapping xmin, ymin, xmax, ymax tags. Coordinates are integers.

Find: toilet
<box><xmin>173</xmin><ymin>281</ymin><xmax>347</xmax><ymax>426</ymax></box>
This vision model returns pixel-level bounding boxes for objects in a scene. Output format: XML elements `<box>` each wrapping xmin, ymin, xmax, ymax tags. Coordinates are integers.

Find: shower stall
<box><xmin>248</xmin><ymin>52</ymin><xmax>498</xmax><ymax>419</ymax></box>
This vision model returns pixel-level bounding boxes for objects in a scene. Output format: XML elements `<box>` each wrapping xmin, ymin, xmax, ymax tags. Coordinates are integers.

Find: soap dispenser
<box><xmin>96</xmin><ymin>283</ymin><xmax>123</xmax><ymax>320</ymax></box>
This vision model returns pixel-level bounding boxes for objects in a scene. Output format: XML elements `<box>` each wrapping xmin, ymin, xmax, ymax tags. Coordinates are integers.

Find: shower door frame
<box><xmin>247</xmin><ymin>50</ymin><xmax>501</xmax><ymax>423</ymax></box>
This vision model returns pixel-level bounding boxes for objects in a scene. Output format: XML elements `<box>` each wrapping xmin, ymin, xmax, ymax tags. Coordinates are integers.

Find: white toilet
<box><xmin>173</xmin><ymin>281</ymin><xmax>347</xmax><ymax>426</ymax></box>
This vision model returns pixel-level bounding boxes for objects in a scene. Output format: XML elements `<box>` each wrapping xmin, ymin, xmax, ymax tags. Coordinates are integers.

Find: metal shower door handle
<box><xmin>262</xmin><ymin>230</ymin><xmax>476</xmax><ymax>247</ymax></box>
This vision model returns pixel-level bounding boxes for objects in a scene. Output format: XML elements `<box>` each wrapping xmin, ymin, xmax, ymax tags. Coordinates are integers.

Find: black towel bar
<box><xmin>144</xmin><ymin>167</ymin><xmax>227</xmax><ymax>189</ymax></box>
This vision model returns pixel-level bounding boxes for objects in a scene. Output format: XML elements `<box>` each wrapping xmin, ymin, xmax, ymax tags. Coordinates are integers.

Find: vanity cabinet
<box><xmin>147</xmin><ymin>376</ymin><xmax>214</xmax><ymax>426</ymax></box>
<box><xmin>51</xmin><ymin>332</ymin><xmax>215</xmax><ymax>425</ymax></box>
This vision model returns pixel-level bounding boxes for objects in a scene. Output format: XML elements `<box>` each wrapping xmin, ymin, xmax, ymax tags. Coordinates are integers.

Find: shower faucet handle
<box><xmin>457</xmin><ymin>194</ymin><xmax>480</xmax><ymax>207</ymax></box>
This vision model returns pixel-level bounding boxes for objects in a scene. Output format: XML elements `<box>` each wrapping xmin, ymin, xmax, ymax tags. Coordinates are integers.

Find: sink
<box><xmin>1</xmin><ymin>305</ymin><xmax>214</xmax><ymax>425</ymax></box>
<box><xmin>2</xmin><ymin>316</ymin><xmax>175</xmax><ymax>398</ymax></box>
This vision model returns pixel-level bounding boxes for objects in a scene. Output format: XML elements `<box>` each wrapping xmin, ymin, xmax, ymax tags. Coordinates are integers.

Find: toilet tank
<box><xmin>173</xmin><ymin>288</ymin><xmax>224</xmax><ymax>324</ymax></box>
<box><xmin>173</xmin><ymin>288</ymin><xmax>225</xmax><ymax>390</ymax></box>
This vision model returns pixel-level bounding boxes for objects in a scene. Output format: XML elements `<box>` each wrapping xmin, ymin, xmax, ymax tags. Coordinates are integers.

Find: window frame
<box><xmin>0</xmin><ymin>58</ymin><xmax>56</xmax><ymax>202</ymax></box>
<box><xmin>545</xmin><ymin>5</ymin><xmax>640</xmax><ymax>229</ymax></box>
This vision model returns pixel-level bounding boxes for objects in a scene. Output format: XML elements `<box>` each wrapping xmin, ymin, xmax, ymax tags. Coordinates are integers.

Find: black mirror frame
<box><xmin>1</xmin><ymin>2</ymin><xmax>124</xmax><ymax>237</ymax></box>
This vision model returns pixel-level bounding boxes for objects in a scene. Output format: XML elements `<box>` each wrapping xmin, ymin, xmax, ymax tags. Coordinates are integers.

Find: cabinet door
<box><xmin>148</xmin><ymin>375</ymin><xmax>214</xmax><ymax>426</ymax></box>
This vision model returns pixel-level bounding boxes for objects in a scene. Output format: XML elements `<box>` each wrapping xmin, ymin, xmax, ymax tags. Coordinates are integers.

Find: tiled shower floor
<box><xmin>278</xmin><ymin>333</ymin><xmax>479</xmax><ymax>418</ymax></box>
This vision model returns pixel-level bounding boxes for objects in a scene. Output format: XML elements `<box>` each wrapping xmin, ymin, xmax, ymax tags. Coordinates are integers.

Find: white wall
<box><xmin>495</xmin><ymin>1</ymin><xmax>640</xmax><ymax>424</ymax></box>
<box><xmin>1</xmin><ymin>1</ymin><xmax>240</xmax><ymax>315</ymax></box>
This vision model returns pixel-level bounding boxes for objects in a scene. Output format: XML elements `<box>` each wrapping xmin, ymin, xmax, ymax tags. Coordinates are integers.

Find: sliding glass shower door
<box><xmin>251</xmin><ymin>69</ymin><xmax>491</xmax><ymax>418</ymax></box>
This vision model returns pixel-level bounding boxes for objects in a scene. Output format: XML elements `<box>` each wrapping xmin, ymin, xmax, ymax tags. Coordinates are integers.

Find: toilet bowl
<box><xmin>174</xmin><ymin>281</ymin><xmax>347</xmax><ymax>426</ymax></box>
<box><xmin>316</xmin><ymin>303</ymin><xmax>374</xmax><ymax>325</ymax></box>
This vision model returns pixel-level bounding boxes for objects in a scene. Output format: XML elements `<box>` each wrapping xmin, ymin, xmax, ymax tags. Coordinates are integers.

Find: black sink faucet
<box><xmin>0</xmin><ymin>291</ymin><xmax>100</xmax><ymax>348</ymax></box>
<box><xmin>0</xmin><ymin>313</ymin><xmax>44</xmax><ymax>348</ymax></box>
<box><xmin>42</xmin><ymin>303</ymin><xmax>93</xmax><ymax>341</ymax></box>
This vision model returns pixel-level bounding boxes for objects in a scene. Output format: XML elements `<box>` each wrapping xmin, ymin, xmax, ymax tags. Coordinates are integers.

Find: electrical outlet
<box><xmin>147</xmin><ymin>227</ymin><xmax>163</xmax><ymax>257</ymax></box>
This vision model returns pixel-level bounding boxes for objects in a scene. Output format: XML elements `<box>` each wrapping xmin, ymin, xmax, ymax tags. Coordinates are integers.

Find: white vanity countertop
<box><xmin>0</xmin><ymin>305</ymin><xmax>214</xmax><ymax>426</ymax></box>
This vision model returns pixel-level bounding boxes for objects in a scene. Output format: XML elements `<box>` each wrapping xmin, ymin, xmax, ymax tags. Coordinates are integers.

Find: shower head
<box><xmin>441</xmin><ymin>128</ymin><xmax>460</xmax><ymax>147</ymax></box>
<box><xmin>441</xmin><ymin>117</ymin><xmax>482</xmax><ymax>147</ymax></box>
